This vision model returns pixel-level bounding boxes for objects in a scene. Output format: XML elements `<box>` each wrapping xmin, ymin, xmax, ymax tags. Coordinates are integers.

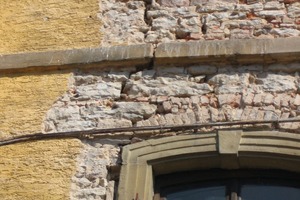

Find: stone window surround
<box><xmin>118</xmin><ymin>130</ymin><xmax>300</xmax><ymax>200</ymax></box>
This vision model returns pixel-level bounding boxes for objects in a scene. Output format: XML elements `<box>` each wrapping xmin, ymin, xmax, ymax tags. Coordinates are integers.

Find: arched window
<box><xmin>117</xmin><ymin>130</ymin><xmax>300</xmax><ymax>200</ymax></box>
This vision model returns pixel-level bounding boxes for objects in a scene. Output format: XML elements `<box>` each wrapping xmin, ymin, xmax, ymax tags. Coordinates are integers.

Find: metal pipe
<box><xmin>1</xmin><ymin>118</ymin><xmax>300</xmax><ymax>146</ymax></box>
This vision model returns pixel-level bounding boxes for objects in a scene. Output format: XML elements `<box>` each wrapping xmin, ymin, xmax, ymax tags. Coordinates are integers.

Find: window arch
<box><xmin>117</xmin><ymin>130</ymin><xmax>300</xmax><ymax>200</ymax></box>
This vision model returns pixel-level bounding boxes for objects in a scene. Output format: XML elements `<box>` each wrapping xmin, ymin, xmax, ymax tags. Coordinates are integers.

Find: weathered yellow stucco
<box><xmin>0</xmin><ymin>0</ymin><xmax>101</xmax><ymax>54</ymax></box>
<box><xmin>0</xmin><ymin>139</ymin><xmax>82</xmax><ymax>200</ymax></box>
<box><xmin>0</xmin><ymin>72</ymin><xmax>71</xmax><ymax>138</ymax></box>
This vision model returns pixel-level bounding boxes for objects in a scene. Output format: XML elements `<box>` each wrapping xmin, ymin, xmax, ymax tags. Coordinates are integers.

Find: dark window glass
<box><xmin>156</xmin><ymin>170</ymin><xmax>300</xmax><ymax>200</ymax></box>
<box><xmin>240</xmin><ymin>185</ymin><xmax>300</xmax><ymax>200</ymax></box>
<box><xmin>166</xmin><ymin>186</ymin><xmax>226</xmax><ymax>200</ymax></box>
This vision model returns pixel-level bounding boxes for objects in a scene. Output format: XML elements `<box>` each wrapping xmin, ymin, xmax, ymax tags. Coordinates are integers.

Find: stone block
<box><xmin>230</xmin><ymin>29</ymin><xmax>253</xmax><ymax>39</ymax></box>
<box><xmin>155</xmin><ymin>38</ymin><xmax>300</xmax><ymax>66</ymax></box>
<box><xmin>218</xmin><ymin>94</ymin><xmax>241</xmax><ymax>107</ymax></box>
<box><xmin>56</xmin><ymin>120</ymin><xmax>97</xmax><ymax>132</ymax></box>
<box><xmin>200</xmin><ymin>95</ymin><xmax>210</xmax><ymax>106</ymax></box>
<box><xmin>247</xmin><ymin>0</ymin><xmax>263</xmax><ymax>4</ymax></box>
<box><xmin>4</xmin><ymin>44</ymin><xmax>153</xmax><ymax>69</ymax></box>
<box><xmin>273</xmin><ymin>94</ymin><xmax>282</xmax><ymax>109</ymax></box>
<box><xmin>113</xmin><ymin>102</ymin><xmax>157</xmax><ymax>122</ymax></box>
<box><xmin>191</xmin><ymin>96</ymin><xmax>200</xmax><ymax>105</ymax></box>
<box><xmin>162</xmin><ymin>101</ymin><xmax>172</xmax><ymax>113</ymax></box>
<box><xmin>241</xmin><ymin>107</ymin><xmax>252</xmax><ymax>120</ymax></box>
<box><xmin>264</xmin><ymin>1</ymin><xmax>285</xmax><ymax>10</ymax></box>
<box><xmin>256</xmin><ymin>10</ymin><xmax>286</xmax><ymax>18</ymax></box>
<box><xmin>242</xmin><ymin>93</ymin><xmax>254</xmax><ymax>106</ymax></box>
<box><xmin>221</xmin><ymin>106</ymin><xmax>235</xmax><ymax>121</ymax></box>
<box><xmin>233</xmin><ymin>109</ymin><xmax>243</xmax><ymax>121</ymax></box>
<box><xmin>253</xmin><ymin>93</ymin><xmax>264</xmax><ymax>106</ymax></box>
<box><xmin>270</xmin><ymin>28</ymin><xmax>300</xmax><ymax>37</ymax></box>
<box><xmin>180</xmin><ymin>112</ymin><xmax>192</xmax><ymax>124</ymax></box>
<box><xmin>236</xmin><ymin>3</ymin><xmax>263</xmax><ymax>11</ymax></box>
<box><xmin>210</xmin><ymin>96</ymin><xmax>219</xmax><ymax>108</ymax></box>
<box><xmin>287</xmin><ymin>3</ymin><xmax>300</xmax><ymax>18</ymax></box>
<box><xmin>158</xmin><ymin>0</ymin><xmax>189</xmax><ymax>7</ymax></box>
<box><xmin>210</xmin><ymin>107</ymin><xmax>219</xmax><ymax>122</ymax></box>
<box><xmin>171</xmin><ymin>105</ymin><xmax>179</xmax><ymax>113</ymax></box>
<box><xmin>191</xmin><ymin>0</ymin><xmax>238</xmax><ymax>5</ymax></box>
<box><xmin>187</xmin><ymin>110</ymin><xmax>197</xmax><ymax>124</ymax></box>
<box><xmin>258</xmin><ymin>73</ymin><xmax>297</xmax><ymax>93</ymax></box>
<box><xmin>264</xmin><ymin>110</ymin><xmax>279</xmax><ymax>120</ymax></box>
<box><xmin>157</xmin><ymin>96</ymin><xmax>169</xmax><ymax>103</ymax></box>
<box><xmin>248</xmin><ymin>108</ymin><xmax>264</xmax><ymax>120</ymax></box>
<box><xmin>218</xmin><ymin>130</ymin><xmax>242</xmax><ymax>154</ymax></box>
<box><xmin>293</xmin><ymin>94</ymin><xmax>300</xmax><ymax>106</ymax></box>
<box><xmin>152</xmin><ymin>17</ymin><xmax>177</xmax><ymax>31</ymax></box>
<box><xmin>76</xmin><ymin>82</ymin><xmax>122</xmax><ymax>100</ymax></box>
<box><xmin>97</xmin><ymin>119</ymin><xmax>132</xmax><ymax>129</ymax></box>
<box><xmin>197</xmin><ymin>106</ymin><xmax>211</xmax><ymax>122</ymax></box>
<box><xmin>281</xmin><ymin>95</ymin><xmax>292</xmax><ymax>108</ymax></box>
<box><xmin>156</xmin><ymin>115</ymin><xmax>168</xmax><ymax>125</ymax></box>
<box><xmin>197</xmin><ymin>4</ymin><xmax>235</xmax><ymax>13</ymax></box>
<box><xmin>170</xmin><ymin>97</ymin><xmax>182</xmax><ymax>107</ymax></box>
<box><xmin>263</xmin><ymin>93</ymin><xmax>274</xmax><ymax>105</ymax></box>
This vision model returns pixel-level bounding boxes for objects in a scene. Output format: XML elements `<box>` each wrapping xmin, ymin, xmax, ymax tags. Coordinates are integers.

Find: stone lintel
<box><xmin>0</xmin><ymin>44</ymin><xmax>154</xmax><ymax>70</ymax></box>
<box><xmin>155</xmin><ymin>38</ymin><xmax>300</xmax><ymax>65</ymax></box>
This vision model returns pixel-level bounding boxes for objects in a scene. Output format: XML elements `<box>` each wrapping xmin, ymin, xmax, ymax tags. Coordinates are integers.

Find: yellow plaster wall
<box><xmin>0</xmin><ymin>0</ymin><xmax>101</xmax><ymax>54</ymax></box>
<box><xmin>0</xmin><ymin>72</ymin><xmax>71</xmax><ymax>138</ymax></box>
<box><xmin>0</xmin><ymin>139</ymin><xmax>82</xmax><ymax>200</ymax></box>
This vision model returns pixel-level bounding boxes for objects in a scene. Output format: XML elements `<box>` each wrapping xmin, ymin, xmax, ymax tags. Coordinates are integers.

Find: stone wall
<box><xmin>0</xmin><ymin>39</ymin><xmax>300</xmax><ymax>199</ymax></box>
<box><xmin>43</xmin><ymin>63</ymin><xmax>300</xmax><ymax>135</ymax></box>
<box><xmin>0</xmin><ymin>0</ymin><xmax>300</xmax><ymax>199</ymax></box>
<box><xmin>1</xmin><ymin>59</ymin><xmax>300</xmax><ymax>199</ymax></box>
<box><xmin>0</xmin><ymin>69</ymin><xmax>125</xmax><ymax>200</ymax></box>
<box><xmin>101</xmin><ymin>0</ymin><xmax>300</xmax><ymax>45</ymax></box>
<box><xmin>70</xmin><ymin>139</ymin><xmax>122</xmax><ymax>200</ymax></box>
<box><xmin>2</xmin><ymin>0</ymin><xmax>299</xmax><ymax>53</ymax></box>
<box><xmin>15</xmin><ymin>60</ymin><xmax>296</xmax><ymax>199</ymax></box>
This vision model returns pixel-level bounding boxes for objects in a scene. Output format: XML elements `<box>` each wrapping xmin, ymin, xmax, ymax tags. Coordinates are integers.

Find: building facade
<box><xmin>1</xmin><ymin>0</ymin><xmax>300</xmax><ymax>199</ymax></box>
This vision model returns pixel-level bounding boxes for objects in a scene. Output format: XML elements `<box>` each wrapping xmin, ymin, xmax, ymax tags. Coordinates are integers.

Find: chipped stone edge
<box><xmin>0</xmin><ymin>44</ymin><xmax>154</xmax><ymax>70</ymax></box>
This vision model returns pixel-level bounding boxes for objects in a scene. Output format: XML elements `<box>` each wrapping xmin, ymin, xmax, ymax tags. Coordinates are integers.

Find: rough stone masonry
<box><xmin>100</xmin><ymin>0</ymin><xmax>300</xmax><ymax>46</ymax></box>
<box><xmin>43</xmin><ymin>63</ymin><xmax>300</xmax><ymax>134</ymax></box>
<box><xmin>42</xmin><ymin>61</ymin><xmax>300</xmax><ymax>200</ymax></box>
<box><xmin>0</xmin><ymin>0</ymin><xmax>300</xmax><ymax>199</ymax></box>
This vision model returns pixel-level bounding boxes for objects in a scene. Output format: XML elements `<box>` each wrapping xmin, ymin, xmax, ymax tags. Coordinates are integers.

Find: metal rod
<box><xmin>0</xmin><ymin>118</ymin><xmax>300</xmax><ymax>146</ymax></box>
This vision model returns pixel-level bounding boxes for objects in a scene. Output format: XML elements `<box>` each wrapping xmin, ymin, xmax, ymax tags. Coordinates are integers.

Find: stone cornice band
<box><xmin>1</xmin><ymin>38</ymin><xmax>300</xmax><ymax>71</ymax></box>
